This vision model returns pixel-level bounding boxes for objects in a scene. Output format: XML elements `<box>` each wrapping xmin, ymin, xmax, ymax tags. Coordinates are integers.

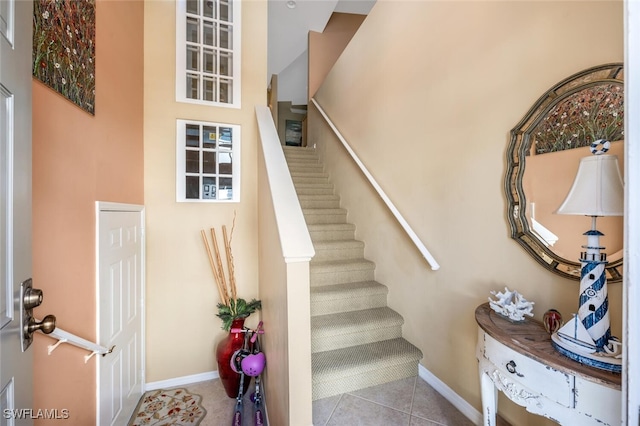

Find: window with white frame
<box><xmin>176</xmin><ymin>0</ymin><xmax>241</xmax><ymax>106</ymax></box>
<box><xmin>176</xmin><ymin>120</ymin><xmax>240</xmax><ymax>202</ymax></box>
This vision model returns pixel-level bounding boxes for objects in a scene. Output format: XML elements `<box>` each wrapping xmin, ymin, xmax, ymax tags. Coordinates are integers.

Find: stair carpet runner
<box><xmin>282</xmin><ymin>145</ymin><xmax>423</xmax><ymax>401</ymax></box>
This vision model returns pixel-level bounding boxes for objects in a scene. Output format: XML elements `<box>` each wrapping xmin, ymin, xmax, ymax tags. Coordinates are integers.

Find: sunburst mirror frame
<box><xmin>505</xmin><ymin>63</ymin><xmax>624</xmax><ymax>283</ymax></box>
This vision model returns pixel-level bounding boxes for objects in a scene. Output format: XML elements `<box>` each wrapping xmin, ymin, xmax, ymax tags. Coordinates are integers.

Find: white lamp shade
<box><xmin>556</xmin><ymin>154</ymin><xmax>624</xmax><ymax>216</ymax></box>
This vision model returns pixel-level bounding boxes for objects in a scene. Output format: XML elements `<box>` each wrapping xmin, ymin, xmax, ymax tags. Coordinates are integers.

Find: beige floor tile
<box><xmin>410</xmin><ymin>379</ymin><xmax>473</xmax><ymax>426</ymax></box>
<box><xmin>326</xmin><ymin>394</ymin><xmax>410</xmax><ymax>426</ymax></box>
<box><xmin>312</xmin><ymin>394</ymin><xmax>342</xmax><ymax>426</ymax></box>
<box><xmin>348</xmin><ymin>376</ymin><xmax>416</xmax><ymax>414</ymax></box>
<box><xmin>409</xmin><ymin>415</ymin><xmax>443</xmax><ymax>426</ymax></box>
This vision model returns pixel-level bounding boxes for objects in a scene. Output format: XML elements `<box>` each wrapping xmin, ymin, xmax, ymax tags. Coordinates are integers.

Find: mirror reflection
<box><xmin>523</xmin><ymin>141</ymin><xmax>624</xmax><ymax>263</ymax></box>
<box><xmin>505</xmin><ymin>63</ymin><xmax>624</xmax><ymax>282</ymax></box>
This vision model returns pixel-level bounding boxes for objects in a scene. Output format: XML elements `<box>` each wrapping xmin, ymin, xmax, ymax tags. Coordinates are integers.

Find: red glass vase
<box><xmin>216</xmin><ymin>318</ymin><xmax>251</xmax><ymax>398</ymax></box>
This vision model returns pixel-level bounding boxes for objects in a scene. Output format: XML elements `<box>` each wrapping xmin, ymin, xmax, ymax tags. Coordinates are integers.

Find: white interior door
<box><xmin>0</xmin><ymin>1</ymin><xmax>33</xmax><ymax>424</ymax></box>
<box><xmin>97</xmin><ymin>203</ymin><xmax>145</xmax><ymax>426</ymax></box>
<box><xmin>624</xmin><ymin>2</ymin><xmax>640</xmax><ymax>424</ymax></box>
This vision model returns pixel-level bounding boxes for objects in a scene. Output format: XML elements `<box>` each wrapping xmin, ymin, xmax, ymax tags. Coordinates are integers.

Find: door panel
<box><xmin>97</xmin><ymin>206</ymin><xmax>144</xmax><ymax>426</ymax></box>
<box><xmin>0</xmin><ymin>0</ymin><xmax>33</xmax><ymax>424</ymax></box>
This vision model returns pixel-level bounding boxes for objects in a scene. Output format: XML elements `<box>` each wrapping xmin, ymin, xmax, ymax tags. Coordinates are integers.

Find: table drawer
<box><xmin>482</xmin><ymin>334</ymin><xmax>574</xmax><ymax>408</ymax></box>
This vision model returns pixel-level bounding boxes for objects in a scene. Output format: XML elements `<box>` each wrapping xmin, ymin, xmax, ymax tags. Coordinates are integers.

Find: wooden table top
<box><xmin>475</xmin><ymin>302</ymin><xmax>621</xmax><ymax>390</ymax></box>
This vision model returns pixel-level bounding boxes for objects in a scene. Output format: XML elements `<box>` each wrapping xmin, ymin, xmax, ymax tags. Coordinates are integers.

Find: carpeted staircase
<box><xmin>282</xmin><ymin>145</ymin><xmax>423</xmax><ymax>401</ymax></box>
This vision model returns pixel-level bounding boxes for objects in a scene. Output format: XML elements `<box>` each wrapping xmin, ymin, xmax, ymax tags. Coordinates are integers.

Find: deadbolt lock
<box><xmin>23</xmin><ymin>286</ymin><xmax>43</xmax><ymax>310</ymax></box>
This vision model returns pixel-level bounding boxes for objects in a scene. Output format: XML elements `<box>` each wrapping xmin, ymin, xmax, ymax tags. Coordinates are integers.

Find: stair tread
<box><xmin>289</xmin><ymin>167</ymin><xmax>325</xmax><ymax>174</ymax></box>
<box><xmin>294</xmin><ymin>182</ymin><xmax>334</xmax><ymax>188</ymax></box>
<box><xmin>303</xmin><ymin>208</ymin><xmax>347</xmax><ymax>215</ymax></box>
<box><xmin>313</xmin><ymin>239</ymin><xmax>364</xmax><ymax>249</ymax></box>
<box><xmin>291</xmin><ymin>171</ymin><xmax>328</xmax><ymax>177</ymax></box>
<box><xmin>311</xmin><ymin>307</ymin><xmax>402</xmax><ymax>335</ymax></box>
<box><xmin>286</xmin><ymin>156</ymin><xmax>320</xmax><ymax>161</ymax></box>
<box><xmin>310</xmin><ymin>281</ymin><xmax>388</xmax><ymax>300</ymax></box>
<box><xmin>311</xmin><ymin>258</ymin><xmax>375</xmax><ymax>271</ymax></box>
<box><xmin>283</xmin><ymin>146</ymin><xmax>315</xmax><ymax>151</ymax></box>
<box><xmin>296</xmin><ymin>189</ymin><xmax>335</xmax><ymax>196</ymax></box>
<box><xmin>286</xmin><ymin>159</ymin><xmax>321</xmax><ymax>165</ymax></box>
<box><xmin>283</xmin><ymin>148</ymin><xmax>316</xmax><ymax>154</ymax></box>
<box><xmin>284</xmin><ymin>153</ymin><xmax>318</xmax><ymax>157</ymax></box>
<box><xmin>308</xmin><ymin>223</ymin><xmax>355</xmax><ymax>231</ymax></box>
<box><xmin>298</xmin><ymin>194</ymin><xmax>340</xmax><ymax>200</ymax></box>
<box><xmin>312</xmin><ymin>338</ymin><xmax>423</xmax><ymax>375</ymax></box>
<box><xmin>288</xmin><ymin>162</ymin><xmax>322</xmax><ymax>166</ymax></box>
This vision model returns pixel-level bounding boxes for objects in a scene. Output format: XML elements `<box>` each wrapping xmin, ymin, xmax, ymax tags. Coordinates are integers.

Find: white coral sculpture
<box><xmin>488</xmin><ymin>287</ymin><xmax>534</xmax><ymax>322</ymax></box>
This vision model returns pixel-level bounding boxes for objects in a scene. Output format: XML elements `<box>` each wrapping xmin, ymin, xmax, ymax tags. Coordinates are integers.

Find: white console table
<box><xmin>475</xmin><ymin>303</ymin><xmax>621</xmax><ymax>426</ymax></box>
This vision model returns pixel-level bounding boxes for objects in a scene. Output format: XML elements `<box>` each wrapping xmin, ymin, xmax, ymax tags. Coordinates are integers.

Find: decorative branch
<box><xmin>202</xmin><ymin>212</ymin><xmax>261</xmax><ymax>331</ymax></box>
<box><xmin>210</xmin><ymin>228</ymin><xmax>229</xmax><ymax>304</ymax></box>
<box><xmin>223</xmin><ymin>225</ymin><xmax>237</xmax><ymax>301</ymax></box>
<box><xmin>200</xmin><ymin>230</ymin><xmax>228</xmax><ymax>306</ymax></box>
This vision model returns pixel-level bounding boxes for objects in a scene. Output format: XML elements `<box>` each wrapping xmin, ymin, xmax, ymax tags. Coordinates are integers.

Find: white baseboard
<box><xmin>418</xmin><ymin>364</ymin><xmax>482</xmax><ymax>426</ymax></box>
<box><xmin>145</xmin><ymin>371</ymin><xmax>219</xmax><ymax>391</ymax></box>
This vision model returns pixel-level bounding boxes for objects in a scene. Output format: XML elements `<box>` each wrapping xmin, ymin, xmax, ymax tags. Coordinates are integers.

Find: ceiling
<box><xmin>267</xmin><ymin>0</ymin><xmax>376</xmax><ymax>106</ymax></box>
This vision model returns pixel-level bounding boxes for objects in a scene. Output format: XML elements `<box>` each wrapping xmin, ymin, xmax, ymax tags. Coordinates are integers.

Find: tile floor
<box><xmin>183</xmin><ymin>375</ymin><xmax>475</xmax><ymax>426</ymax></box>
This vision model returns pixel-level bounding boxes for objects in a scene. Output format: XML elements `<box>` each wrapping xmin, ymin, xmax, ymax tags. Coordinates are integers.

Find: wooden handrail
<box><xmin>311</xmin><ymin>98</ymin><xmax>439</xmax><ymax>270</ymax></box>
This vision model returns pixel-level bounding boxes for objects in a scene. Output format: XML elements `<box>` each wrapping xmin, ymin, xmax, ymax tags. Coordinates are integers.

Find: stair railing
<box><xmin>255</xmin><ymin>105</ymin><xmax>315</xmax><ymax>261</ymax></box>
<box><xmin>310</xmin><ymin>97</ymin><xmax>440</xmax><ymax>271</ymax></box>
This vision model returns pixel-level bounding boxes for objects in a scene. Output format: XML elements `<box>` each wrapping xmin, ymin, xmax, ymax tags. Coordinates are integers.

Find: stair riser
<box><xmin>288</xmin><ymin>166</ymin><xmax>324</xmax><ymax>174</ymax></box>
<box><xmin>292</xmin><ymin>176</ymin><xmax>330</xmax><ymax>185</ymax></box>
<box><xmin>283</xmin><ymin>147</ymin><xmax>316</xmax><ymax>154</ymax></box>
<box><xmin>283</xmin><ymin>148</ymin><xmax>317</xmax><ymax>154</ymax></box>
<box><xmin>294</xmin><ymin>183</ymin><xmax>333</xmax><ymax>190</ymax></box>
<box><xmin>283</xmin><ymin>154</ymin><xmax>319</xmax><ymax>162</ymax></box>
<box><xmin>309</xmin><ymin>229</ymin><xmax>356</xmax><ymax>241</ymax></box>
<box><xmin>313</xmin><ymin>246</ymin><xmax>365</xmax><ymax>261</ymax></box>
<box><xmin>291</xmin><ymin>171</ymin><xmax>327</xmax><ymax>178</ymax></box>
<box><xmin>312</xmin><ymin>362</ymin><xmax>419</xmax><ymax>401</ymax></box>
<box><xmin>304</xmin><ymin>213</ymin><xmax>347</xmax><ymax>225</ymax></box>
<box><xmin>311</xmin><ymin>294</ymin><xmax>387</xmax><ymax>316</ymax></box>
<box><xmin>295</xmin><ymin>187</ymin><xmax>334</xmax><ymax>196</ymax></box>
<box><xmin>312</xmin><ymin>327</ymin><xmax>402</xmax><ymax>353</ymax></box>
<box><xmin>299</xmin><ymin>199</ymin><xmax>341</xmax><ymax>209</ymax></box>
<box><xmin>311</xmin><ymin>269</ymin><xmax>375</xmax><ymax>286</ymax></box>
<box><xmin>285</xmin><ymin>160</ymin><xmax>321</xmax><ymax>168</ymax></box>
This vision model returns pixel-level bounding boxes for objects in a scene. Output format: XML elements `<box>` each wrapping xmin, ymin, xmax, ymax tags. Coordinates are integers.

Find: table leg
<box><xmin>480</xmin><ymin>370</ymin><xmax>497</xmax><ymax>426</ymax></box>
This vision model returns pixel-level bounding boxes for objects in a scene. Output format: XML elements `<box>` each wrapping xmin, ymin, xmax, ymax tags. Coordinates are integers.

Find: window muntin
<box><xmin>176</xmin><ymin>0</ymin><xmax>240</xmax><ymax>107</ymax></box>
<box><xmin>177</xmin><ymin>120</ymin><xmax>240</xmax><ymax>202</ymax></box>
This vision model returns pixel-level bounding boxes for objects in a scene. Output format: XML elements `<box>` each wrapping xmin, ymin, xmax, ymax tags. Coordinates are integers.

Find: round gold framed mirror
<box><xmin>505</xmin><ymin>63</ymin><xmax>624</xmax><ymax>282</ymax></box>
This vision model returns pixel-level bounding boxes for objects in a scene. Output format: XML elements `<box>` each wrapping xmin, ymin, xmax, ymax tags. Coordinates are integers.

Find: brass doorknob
<box><xmin>27</xmin><ymin>315</ymin><xmax>56</xmax><ymax>335</ymax></box>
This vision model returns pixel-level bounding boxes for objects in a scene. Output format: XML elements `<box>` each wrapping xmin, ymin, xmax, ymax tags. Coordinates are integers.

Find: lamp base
<box><xmin>551</xmin><ymin>316</ymin><xmax>622</xmax><ymax>373</ymax></box>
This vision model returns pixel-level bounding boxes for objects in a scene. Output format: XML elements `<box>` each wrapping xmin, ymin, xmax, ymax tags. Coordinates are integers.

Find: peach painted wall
<box><xmin>31</xmin><ymin>0</ymin><xmax>144</xmax><ymax>423</ymax></box>
<box><xmin>312</xmin><ymin>1</ymin><xmax>623</xmax><ymax>425</ymax></box>
<box><xmin>308</xmin><ymin>12</ymin><xmax>366</xmax><ymax>100</ymax></box>
<box><xmin>143</xmin><ymin>0</ymin><xmax>266</xmax><ymax>384</ymax></box>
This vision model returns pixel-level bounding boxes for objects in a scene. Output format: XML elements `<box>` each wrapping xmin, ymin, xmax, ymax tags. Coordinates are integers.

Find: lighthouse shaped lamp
<box><xmin>551</xmin><ymin>140</ymin><xmax>624</xmax><ymax>373</ymax></box>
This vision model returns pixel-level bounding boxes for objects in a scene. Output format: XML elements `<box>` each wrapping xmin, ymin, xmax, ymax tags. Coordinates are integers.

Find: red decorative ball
<box><xmin>543</xmin><ymin>309</ymin><xmax>563</xmax><ymax>334</ymax></box>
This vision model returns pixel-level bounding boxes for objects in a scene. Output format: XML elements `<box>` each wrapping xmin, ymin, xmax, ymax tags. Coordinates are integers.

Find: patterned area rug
<box><xmin>128</xmin><ymin>388</ymin><xmax>207</xmax><ymax>425</ymax></box>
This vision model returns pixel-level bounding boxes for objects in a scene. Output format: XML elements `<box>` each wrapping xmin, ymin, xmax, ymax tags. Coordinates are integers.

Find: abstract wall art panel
<box><xmin>33</xmin><ymin>0</ymin><xmax>96</xmax><ymax>114</ymax></box>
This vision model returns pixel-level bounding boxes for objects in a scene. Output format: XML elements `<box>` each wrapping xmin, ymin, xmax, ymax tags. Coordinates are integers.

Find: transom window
<box><xmin>176</xmin><ymin>120</ymin><xmax>240</xmax><ymax>202</ymax></box>
<box><xmin>176</xmin><ymin>0</ymin><xmax>241</xmax><ymax>107</ymax></box>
